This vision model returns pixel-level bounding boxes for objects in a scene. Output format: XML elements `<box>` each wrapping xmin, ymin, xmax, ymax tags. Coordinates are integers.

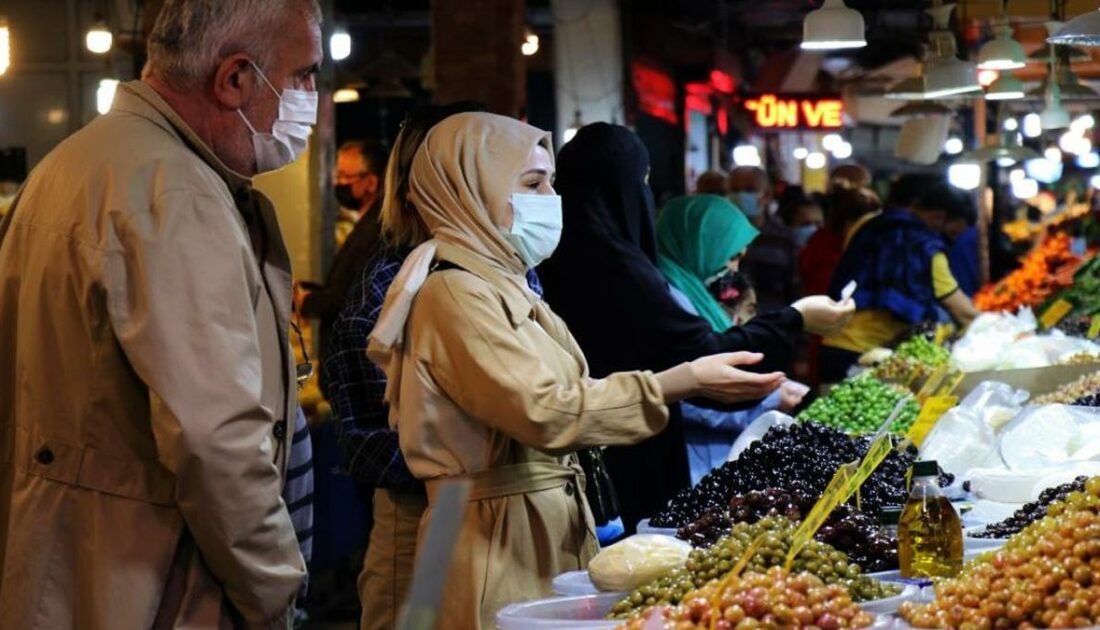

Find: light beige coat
<box><xmin>0</xmin><ymin>81</ymin><xmax>305</xmax><ymax>629</ymax></box>
<box><xmin>369</xmin><ymin>113</ymin><xmax>671</xmax><ymax>629</ymax></box>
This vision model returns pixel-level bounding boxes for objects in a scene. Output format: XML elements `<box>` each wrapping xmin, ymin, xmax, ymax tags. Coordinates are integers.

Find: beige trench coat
<box><xmin>387</xmin><ymin>245</ymin><xmax>670</xmax><ymax>629</ymax></box>
<box><xmin>0</xmin><ymin>82</ymin><xmax>305</xmax><ymax>629</ymax></box>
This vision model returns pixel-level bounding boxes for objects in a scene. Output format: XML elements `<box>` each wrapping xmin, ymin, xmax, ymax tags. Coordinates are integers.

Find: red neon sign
<box><xmin>742</xmin><ymin>94</ymin><xmax>844</xmax><ymax>130</ymax></box>
<box><xmin>632</xmin><ymin>61</ymin><xmax>678</xmax><ymax>125</ymax></box>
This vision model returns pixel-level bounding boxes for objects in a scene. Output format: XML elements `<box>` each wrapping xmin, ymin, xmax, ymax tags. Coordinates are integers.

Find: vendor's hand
<box><xmin>792</xmin><ymin>295</ymin><xmax>855</xmax><ymax>336</ymax></box>
<box><xmin>689</xmin><ymin>352</ymin><xmax>786</xmax><ymax>404</ymax></box>
<box><xmin>777</xmin><ymin>380</ymin><xmax>810</xmax><ymax>413</ymax></box>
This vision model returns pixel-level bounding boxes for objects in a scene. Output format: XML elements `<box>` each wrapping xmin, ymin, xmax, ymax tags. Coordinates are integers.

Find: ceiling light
<box><xmin>985</xmin><ymin>73</ymin><xmax>1025</xmax><ymax>100</ymax></box>
<box><xmin>924</xmin><ymin>57</ymin><xmax>981</xmax><ymax>99</ymax></box>
<box><xmin>1010</xmin><ymin>168</ymin><xmax>1026</xmax><ymax>182</ymax></box>
<box><xmin>96</xmin><ymin>78</ymin><xmax>118</xmax><ymax>115</ymax></box>
<box><xmin>1012</xmin><ymin>177</ymin><xmax>1039</xmax><ymax>199</ymax></box>
<box><xmin>1049</xmin><ymin>9</ymin><xmax>1100</xmax><ymax>46</ymax></box>
<box><xmin>832</xmin><ymin>141</ymin><xmax>853</xmax><ymax>159</ymax></box>
<box><xmin>1072</xmin><ymin>114</ymin><xmax>1096</xmax><ymax>131</ymax></box>
<box><xmin>330</xmin><ymin>31</ymin><xmax>352</xmax><ymax>61</ymax></box>
<box><xmin>1004</xmin><ymin>118</ymin><xmax>1019</xmax><ymax>132</ymax></box>
<box><xmin>1041</xmin><ymin>99</ymin><xmax>1072</xmax><ymax>130</ymax></box>
<box><xmin>0</xmin><ymin>17</ymin><xmax>8</xmax><ymax>76</ymax></box>
<box><xmin>944</xmin><ymin>137</ymin><xmax>964</xmax><ymax>154</ymax></box>
<box><xmin>85</xmin><ymin>19</ymin><xmax>112</xmax><ymax>54</ymax></box>
<box><xmin>333</xmin><ymin>88</ymin><xmax>359</xmax><ymax>103</ymax></box>
<box><xmin>1026</xmin><ymin>158</ymin><xmax>1063</xmax><ymax>184</ymax></box>
<box><xmin>978</xmin><ymin>69</ymin><xmax>1000</xmax><ymax>87</ymax></box>
<box><xmin>1045</xmin><ymin>146</ymin><xmax>1064</xmax><ymax>162</ymax></box>
<box><xmin>1092</xmin><ymin>174</ymin><xmax>1100</xmax><ymax>189</ymax></box>
<box><xmin>733</xmin><ymin>144</ymin><xmax>763</xmax><ymax>167</ymax></box>
<box><xmin>978</xmin><ymin>15</ymin><xmax>1026</xmax><ymax>71</ymax></box>
<box><xmin>793</xmin><ymin>147</ymin><xmax>809</xmax><ymax>160</ymax></box>
<box><xmin>997</xmin><ymin>157</ymin><xmax>1017</xmax><ymax>167</ymax></box>
<box><xmin>885</xmin><ymin>76</ymin><xmax>926</xmax><ymax>100</ymax></box>
<box><xmin>805</xmin><ymin>151</ymin><xmax>828</xmax><ymax>170</ymax></box>
<box><xmin>801</xmin><ymin>0</ymin><xmax>867</xmax><ymax>51</ymax></box>
<box><xmin>1023</xmin><ymin>113</ymin><xmax>1043</xmax><ymax>138</ymax></box>
<box><xmin>948</xmin><ymin>163</ymin><xmax>983</xmax><ymax>190</ymax></box>
<box><xmin>822</xmin><ymin>133</ymin><xmax>844</xmax><ymax>152</ymax></box>
<box><xmin>522</xmin><ymin>29</ymin><xmax>540</xmax><ymax>56</ymax></box>
<box><xmin>1078</xmin><ymin>152</ymin><xmax>1100</xmax><ymax>168</ymax></box>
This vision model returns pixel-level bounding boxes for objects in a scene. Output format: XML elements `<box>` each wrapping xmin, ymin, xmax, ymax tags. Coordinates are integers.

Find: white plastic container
<box><xmin>634</xmin><ymin>518</ymin><xmax>677</xmax><ymax>536</ymax></box>
<box><xmin>495</xmin><ymin>593</ymin><xmax>622</xmax><ymax>630</ymax></box>
<box><xmin>552</xmin><ymin>571</ymin><xmax>624</xmax><ymax>597</ymax></box>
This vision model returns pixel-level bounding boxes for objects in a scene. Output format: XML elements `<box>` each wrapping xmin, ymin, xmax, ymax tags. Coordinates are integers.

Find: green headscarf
<box><xmin>656</xmin><ymin>195</ymin><xmax>759</xmax><ymax>332</ymax></box>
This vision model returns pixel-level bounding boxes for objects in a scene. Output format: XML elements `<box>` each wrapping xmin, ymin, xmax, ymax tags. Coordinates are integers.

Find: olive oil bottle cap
<box><xmin>912</xmin><ymin>460</ymin><xmax>939</xmax><ymax>477</ymax></box>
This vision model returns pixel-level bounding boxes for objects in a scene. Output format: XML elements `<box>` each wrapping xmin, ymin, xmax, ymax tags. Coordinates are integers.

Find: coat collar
<box><xmin>435</xmin><ymin>241</ymin><xmax>538</xmax><ymax>328</ymax></box>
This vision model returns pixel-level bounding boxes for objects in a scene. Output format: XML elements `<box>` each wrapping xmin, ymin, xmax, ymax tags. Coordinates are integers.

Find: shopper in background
<box><xmin>777</xmin><ymin>185</ymin><xmax>825</xmax><ymax>249</ymax></box>
<box><xmin>299</xmin><ymin>139</ymin><xmax>389</xmax><ymax>350</ymax></box>
<box><xmin>694</xmin><ymin>169</ymin><xmax>729</xmax><ymax>196</ymax></box>
<box><xmin>539</xmin><ymin>123</ymin><xmax>854</xmax><ymax>534</ymax></box>
<box><xmin>730</xmin><ymin>166</ymin><xmax>802</xmax><ymax>313</ymax></box>
<box><xmin>656</xmin><ymin>195</ymin><xmax>809</xmax><ymax>484</ymax></box>
<box><xmin>931</xmin><ymin>183</ymin><xmax>981</xmax><ymax>297</ymax></box>
<box><xmin>821</xmin><ymin>174</ymin><xmax>980</xmax><ymax>383</ymax></box>
<box><xmin>830</xmin><ymin>163</ymin><xmax>872</xmax><ymax>190</ymax></box>
<box><xmin>366</xmin><ymin>112</ymin><xmax>786</xmax><ymax>628</ymax></box>
<box><xmin>322</xmin><ymin>102</ymin><xmax>494</xmax><ymax>630</ymax></box>
<box><xmin>0</xmin><ymin>1</ymin><xmax>321</xmax><ymax>627</ymax></box>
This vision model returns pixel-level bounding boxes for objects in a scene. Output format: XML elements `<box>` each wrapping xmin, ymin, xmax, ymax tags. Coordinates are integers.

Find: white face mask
<box><xmin>238</xmin><ymin>61</ymin><xmax>318</xmax><ymax>173</ymax></box>
<box><xmin>504</xmin><ymin>193</ymin><xmax>563</xmax><ymax>269</ymax></box>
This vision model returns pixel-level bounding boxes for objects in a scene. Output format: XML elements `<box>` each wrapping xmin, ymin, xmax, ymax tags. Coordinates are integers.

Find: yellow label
<box><xmin>1089</xmin><ymin>315</ymin><xmax>1100</xmax><ymax>339</ymax></box>
<box><xmin>1041</xmin><ymin>299</ymin><xmax>1073</xmax><ymax>329</ymax></box>
<box><xmin>933</xmin><ymin>324</ymin><xmax>950</xmax><ymax>347</ymax></box>
<box><xmin>906</xmin><ymin>395</ymin><xmax>958</xmax><ymax>447</ymax></box>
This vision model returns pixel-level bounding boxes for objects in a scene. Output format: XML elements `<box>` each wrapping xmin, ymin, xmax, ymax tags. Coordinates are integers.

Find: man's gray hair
<box><xmin>144</xmin><ymin>0</ymin><xmax>322</xmax><ymax>88</ymax></box>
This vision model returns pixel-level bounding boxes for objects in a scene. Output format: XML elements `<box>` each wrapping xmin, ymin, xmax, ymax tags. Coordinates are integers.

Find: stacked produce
<box><xmin>971</xmin><ymin>477</ymin><xmax>1088</xmax><ymax>539</ymax></box>
<box><xmin>650</xmin><ymin>423</ymin><xmax>920</xmax><ymax>529</ymax></box>
<box><xmin>797</xmin><ymin>376</ymin><xmax>919</xmax><ymax>435</ymax></box>
<box><xmin>1031</xmin><ymin>371</ymin><xmax>1100</xmax><ymax>404</ymax></box>
<box><xmin>1055</xmin><ymin>314</ymin><xmax>1100</xmax><ymax>339</ymax></box>
<box><xmin>899</xmin><ymin>476</ymin><xmax>1100</xmax><ymax>629</ymax></box>
<box><xmin>608</xmin><ymin>517</ymin><xmax>900</xmax><ymax>620</ymax></box>
<box><xmin>1060</xmin><ymin>351</ymin><xmax>1100</xmax><ymax>365</ymax></box>
<box><xmin>974</xmin><ymin>232</ymin><xmax>1078</xmax><ymax>312</ymax></box>
<box><xmin>614</xmin><ymin>566</ymin><xmax>876</xmax><ymax>630</ymax></box>
<box><xmin>873</xmin><ymin>335</ymin><xmax>952</xmax><ymax>385</ymax></box>
<box><xmin>1039</xmin><ymin>252</ymin><xmax>1100</xmax><ymax>322</ymax></box>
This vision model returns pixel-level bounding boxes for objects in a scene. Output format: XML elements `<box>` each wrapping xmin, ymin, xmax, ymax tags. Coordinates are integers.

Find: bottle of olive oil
<box><xmin>898</xmin><ymin>460</ymin><xmax>963</xmax><ymax>579</ymax></box>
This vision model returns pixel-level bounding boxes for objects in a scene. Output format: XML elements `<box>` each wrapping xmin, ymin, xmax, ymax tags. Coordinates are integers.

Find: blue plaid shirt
<box><xmin>322</xmin><ymin>247</ymin><xmax>542</xmax><ymax>490</ymax></box>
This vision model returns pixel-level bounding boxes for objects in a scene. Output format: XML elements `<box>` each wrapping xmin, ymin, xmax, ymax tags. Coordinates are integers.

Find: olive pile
<box><xmin>797</xmin><ymin>376</ymin><xmax>919</xmax><ymax>436</ymax></box>
<box><xmin>608</xmin><ymin>517</ymin><xmax>901</xmax><ymax>620</ymax></box>
<box><xmin>650</xmin><ymin>423</ymin><xmax>920</xmax><ymax>528</ymax></box>
<box><xmin>1032</xmin><ymin>371</ymin><xmax>1100</xmax><ymax>405</ymax></box>
<box><xmin>894</xmin><ymin>335</ymin><xmax>950</xmax><ymax>367</ymax></box>
<box><xmin>900</xmin><ymin>476</ymin><xmax>1100</xmax><ymax>629</ymax></box>
<box><xmin>972</xmin><ymin>476</ymin><xmax>1088</xmax><ymax>538</ymax></box>
<box><xmin>614</xmin><ymin>567</ymin><xmax>876</xmax><ymax>630</ymax></box>
<box><xmin>872</xmin><ymin>354</ymin><xmax>929</xmax><ymax>384</ymax></box>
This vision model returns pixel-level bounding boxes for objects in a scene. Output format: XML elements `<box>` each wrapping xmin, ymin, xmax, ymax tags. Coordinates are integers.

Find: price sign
<box><xmin>906</xmin><ymin>395</ymin><xmax>958</xmax><ymax>447</ymax></box>
<box><xmin>1040</xmin><ymin>299</ymin><xmax>1073</xmax><ymax>330</ymax></box>
<box><xmin>1088</xmin><ymin>315</ymin><xmax>1100</xmax><ymax>339</ymax></box>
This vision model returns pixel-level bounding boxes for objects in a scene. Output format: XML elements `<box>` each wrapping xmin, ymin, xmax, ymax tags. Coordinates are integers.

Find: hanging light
<box><xmin>1045</xmin><ymin>146</ymin><xmax>1064</xmax><ymax>162</ymax></box>
<box><xmin>948</xmin><ymin>163</ymin><xmax>983</xmax><ymax>190</ymax></box>
<box><xmin>985</xmin><ymin>73</ymin><xmax>1025</xmax><ymax>100</ymax></box>
<box><xmin>822</xmin><ymin>133</ymin><xmax>844</xmax><ymax>152</ymax></box>
<box><xmin>1091</xmin><ymin>174</ymin><xmax>1100</xmax><ymax>188</ymax></box>
<box><xmin>1026</xmin><ymin>158</ymin><xmax>1063</xmax><ymax>183</ymax></box>
<box><xmin>801</xmin><ymin>0</ymin><xmax>867</xmax><ymax>50</ymax></box>
<box><xmin>1023</xmin><ymin>113</ymin><xmax>1043</xmax><ymax>137</ymax></box>
<box><xmin>884</xmin><ymin>76</ymin><xmax>927</xmax><ymax>100</ymax></box>
<box><xmin>978</xmin><ymin>10</ymin><xmax>1026</xmax><ymax>70</ymax></box>
<box><xmin>522</xmin><ymin>29</ymin><xmax>540</xmax><ymax>56</ymax></box>
<box><xmin>1049</xmin><ymin>9</ymin><xmax>1100</xmax><ymax>46</ymax></box>
<box><xmin>85</xmin><ymin>18</ymin><xmax>112</xmax><ymax>55</ymax></box>
<box><xmin>1010</xmin><ymin>168</ymin><xmax>1027</xmax><ymax>182</ymax></box>
<box><xmin>1004</xmin><ymin>117</ymin><xmax>1019</xmax><ymax>131</ymax></box>
<box><xmin>923</xmin><ymin>4</ymin><xmax>981</xmax><ymax>99</ymax></box>
<box><xmin>330</xmin><ymin>30</ymin><xmax>352</xmax><ymax>61</ymax></box>
<box><xmin>1040</xmin><ymin>28</ymin><xmax>1072</xmax><ymax>130</ymax></box>
<box><xmin>793</xmin><ymin>147</ymin><xmax>809</xmax><ymax>160</ymax></box>
<box><xmin>734</xmin><ymin>144</ymin><xmax>764</xmax><ymax>167</ymax></box>
<box><xmin>96</xmin><ymin>78</ymin><xmax>118</xmax><ymax>115</ymax></box>
<box><xmin>1072</xmin><ymin>114</ymin><xmax>1096</xmax><ymax>131</ymax></box>
<box><xmin>333</xmin><ymin>88</ymin><xmax>359</xmax><ymax>103</ymax></box>
<box><xmin>1077</xmin><ymin>151</ymin><xmax>1100</xmax><ymax>168</ymax></box>
<box><xmin>0</xmin><ymin>17</ymin><xmax>9</xmax><ymax>76</ymax></box>
<box><xmin>832</xmin><ymin>141</ymin><xmax>853</xmax><ymax>159</ymax></box>
<box><xmin>1012</xmin><ymin>177</ymin><xmax>1039</xmax><ymax>199</ymax></box>
<box><xmin>944</xmin><ymin>137</ymin><xmax>964</xmax><ymax>154</ymax></box>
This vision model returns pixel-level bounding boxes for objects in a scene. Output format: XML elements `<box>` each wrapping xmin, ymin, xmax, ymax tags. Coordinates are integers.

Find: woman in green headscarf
<box><xmin>657</xmin><ymin>195</ymin><xmax>759</xmax><ymax>332</ymax></box>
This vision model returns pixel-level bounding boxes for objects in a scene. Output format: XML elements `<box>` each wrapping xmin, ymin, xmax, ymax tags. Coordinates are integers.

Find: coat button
<box><xmin>35</xmin><ymin>448</ymin><xmax>54</xmax><ymax>465</ymax></box>
<box><xmin>564</xmin><ymin>482</ymin><xmax>575</xmax><ymax>496</ymax></box>
<box><xmin>273</xmin><ymin>421</ymin><xmax>287</xmax><ymax>441</ymax></box>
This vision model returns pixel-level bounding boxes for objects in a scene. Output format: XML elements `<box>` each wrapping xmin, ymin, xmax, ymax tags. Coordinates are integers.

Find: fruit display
<box><xmin>608</xmin><ymin>517</ymin><xmax>901</xmax><ymax>620</ymax></box>
<box><xmin>614</xmin><ymin>566</ymin><xmax>876</xmax><ymax>630</ymax></box>
<box><xmin>676</xmin><ymin>488</ymin><xmax>899</xmax><ymax>572</ymax></box>
<box><xmin>797</xmin><ymin>376</ymin><xmax>920</xmax><ymax>436</ymax></box>
<box><xmin>1031</xmin><ymin>371</ymin><xmax>1100</xmax><ymax>404</ymax></box>
<box><xmin>1060</xmin><ymin>351</ymin><xmax>1100</xmax><ymax>365</ymax></box>
<box><xmin>649</xmin><ymin>423</ymin><xmax>920</xmax><ymax>529</ymax></box>
<box><xmin>894</xmin><ymin>335</ymin><xmax>951</xmax><ymax>367</ymax></box>
<box><xmin>1040</xmin><ymin>253</ymin><xmax>1100</xmax><ymax>323</ymax></box>
<box><xmin>899</xmin><ymin>475</ymin><xmax>1100</xmax><ymax>629</ymax></box>
<box><xmin>974</xmin><ymin>232</ymin><xmax>1079</xmax><ymax>313</ymax></box>
<box><xmin>1055</xmin><ymin>314</ymin><xmax>1100</xmax><ymax>339</ymax></box>
<box><xmin>971</xmin><ymin>476</ymin><xmax>1088</xmax><ymax>539</ymax></box>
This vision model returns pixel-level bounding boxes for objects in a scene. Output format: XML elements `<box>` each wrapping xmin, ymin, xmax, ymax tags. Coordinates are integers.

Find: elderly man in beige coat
<box><xmin>0</xmin><ymin>1</ymin><xmax>323</xmax><ymax>628</ymax></box>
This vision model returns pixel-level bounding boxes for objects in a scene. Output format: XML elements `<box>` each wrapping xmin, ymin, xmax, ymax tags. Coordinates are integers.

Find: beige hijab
<box><xmin>368</xmin><ymin>113</ymin><xmax>554</xmax><ymax>412</ymax></box>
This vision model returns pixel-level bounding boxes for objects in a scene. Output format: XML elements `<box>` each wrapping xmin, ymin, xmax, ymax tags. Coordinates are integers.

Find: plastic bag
<box><xmin>950</xmin><ymin>309</ymin><xmax>1039</xmax><ymax>372</ymax></box>
<box><xmin>919</xmin><ymin>381</ymin><xmax>1028</xmax><ymax>477</ymax></box>
<box><xmin>588</xmin><ymin>534</ymin><xmax>693</xmax><ymax>592</ymax></box>
<box><xmin>998</xmin><ymin>404</ymin><xmax>1100</xmax><ymax>471</ymax></box>
<box><xmin>727</xmin><ymin>411</ymin><xmax>795</xmax><ymax>462</ymax></box>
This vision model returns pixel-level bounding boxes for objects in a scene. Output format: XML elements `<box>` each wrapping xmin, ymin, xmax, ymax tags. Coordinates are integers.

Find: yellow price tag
<box><xmin>932</xmin><ymin>324</ymin><xmax>950</xmax><ymax>347</ymax></box>
<box><xmin>1089</xmin><ymin>315</ymin><xmax>1100</xmax><ymax>339</ymax></box>
<box><xmin>906</xmin><ymin>395</ymin><xmax>958</xmax><ymax>447</ymax></box>
<box><xmin>1040</xmin><ymin>299</ymin><xmax>1073</xmax><ymax>330</ymax></box>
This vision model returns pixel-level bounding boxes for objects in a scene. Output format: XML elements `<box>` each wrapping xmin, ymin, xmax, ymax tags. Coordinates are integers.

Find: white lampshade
<box><xmin>924</xmin><ymin>56</ymin><xmax>981</xmax><ymax>99</ymax></box>
<box><xmin>948</xmin><ymin>163</ymin><xmax>983</xmax><ymax>190</ymax></box>
<box><xmin>1048</xmin><ymin>10</ymin><xmax>1100</xmax><ymax>46</ymax></box>
<box><xmin>802</xmin><ymin>0</ymin><xmax>867</xmax><ymax>51</ymax></box>
<box><xmin>1040</xmin><ymin>100</ymin><xmax>1072</xmax><ymax>129</ymax></box>
<box><xmin>885</xmin><ymin>77</ymin><xmax>926</xmax><ymax>100</ymax></box>
<box><xmin>985</xmin><ymin>73</ymin><xmax>1025</xmax><ymax>100</ymax></box>
<box><xmin>978</xmin><ymin>21</ymin><xmax>1026</xmax><ymax>70</ymax></box>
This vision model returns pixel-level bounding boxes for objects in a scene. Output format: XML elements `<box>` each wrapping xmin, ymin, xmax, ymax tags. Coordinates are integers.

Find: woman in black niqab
<box><xmin>539</xmin><ymin>123</ymin><xmax>806</xmax><ymax>533</ymax></box>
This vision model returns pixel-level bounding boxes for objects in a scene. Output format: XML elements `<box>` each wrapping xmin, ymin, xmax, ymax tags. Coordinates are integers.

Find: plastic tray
<box><xmin>496</xmin><ymin>593</ymin><xmax>622</xmax><ymax>629</ymax></box>
<box><xmin>552</xmin><ymin>570</ymin><xmax>625</xmax><ymax>597</ymax></box>
<box><xmin>634</xmin><ymin>518</ymin><xmax>677</xmax><ymax>536</ymax></box>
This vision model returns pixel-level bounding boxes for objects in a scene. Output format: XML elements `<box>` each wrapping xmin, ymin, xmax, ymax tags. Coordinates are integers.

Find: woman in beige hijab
<box><xmin>368</xmin><ymin>112</ymin><xmax>784</xmax><ymax>628</ymax></box>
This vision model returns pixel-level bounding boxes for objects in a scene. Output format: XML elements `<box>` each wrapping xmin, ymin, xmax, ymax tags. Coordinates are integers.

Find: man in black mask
<box><xmin>299</xmin><ymin>139</ymin><xmax>388</xmax><ymax>352</ymax></box>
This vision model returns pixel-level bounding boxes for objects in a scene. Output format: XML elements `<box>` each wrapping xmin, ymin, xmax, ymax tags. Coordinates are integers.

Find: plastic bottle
<box><xmin>898</xmin><ymin>460</ymin><xmax>963</xmax><ymax>579</ymax></box>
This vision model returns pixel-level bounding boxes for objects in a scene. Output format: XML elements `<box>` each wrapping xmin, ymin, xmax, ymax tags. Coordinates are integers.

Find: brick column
<box><xmin>431</xmin><ymin>0</ymin><xmax>526</xmax><ymax>117</ymax></box>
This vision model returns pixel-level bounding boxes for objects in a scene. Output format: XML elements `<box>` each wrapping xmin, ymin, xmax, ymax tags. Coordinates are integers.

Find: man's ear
<box><xmin>213</xmin><ymin>54</ymin><xmax>256</xmax><ymax>111</ymax></box>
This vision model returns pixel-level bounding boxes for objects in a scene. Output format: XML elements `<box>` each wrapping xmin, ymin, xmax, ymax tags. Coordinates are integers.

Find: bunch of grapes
<box><xmin>797</xmin><ymin>376</ymin><xmax>919</xmax><ymax>436</ymax></box>
<box><xmin>608</xmin><ymin>517</ymin><xmax>901</xmax><ymax>620</ymax></box>
<box><xmin>900</xmin><ymin>476</ymin><xmax>1100</xmax><ymax>629</ymax></box>
<box><xmin>614</xmin><ymin>567</ymin><xmax>876</xmax><ymax>630</ymax></box>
